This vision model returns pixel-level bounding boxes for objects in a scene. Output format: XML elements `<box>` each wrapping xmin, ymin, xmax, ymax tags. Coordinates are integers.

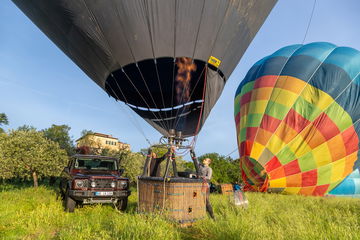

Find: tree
<box><xmin>0</xmin><ymin>129</ymin><xmax>68</xmax><ymax>187</ymax></box>
<box><xmin>42</xmin><ymin>124</ymin><xmax>75</xmax><ymax>156</ymax></box>
<box><xmin>17</xmin><ymin>125</ymin><xmax>36</xmax><ymax>131</ymax></box>
<box><xmin>176</xmin><ymin>159</ymin><xmax>195</xmax><ymax>172</ymax></box>
<box><xmin>0</xmin><ymin>113</ymin><xmax>9</xmax><ymax>133</ymax></box>
<box><xmin>119</xmin><ymin>152</ymin><xmax>145</xmax><ymax>183</ymax></box>
<box><xmin>140</xmin><ymin>146</ymin><xmax>168</xmax><ymax>157</ymax></box>
<box><xmin>0</xmin><ymin>134</ymin><xmax>14</xmax><ymax>179</ymax></box>
<box><xmin>80</xmin><ymin>129</ymin><xmax>94</xmax><ymax>137</ymax></box>
<box><xmin>198</xmin><ymin>153</ymin><xmax>241</xmax><ymax>184</ymax></box>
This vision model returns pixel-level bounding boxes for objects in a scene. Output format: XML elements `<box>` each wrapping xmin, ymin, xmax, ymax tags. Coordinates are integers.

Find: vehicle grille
<box><xmin>94</xmin><ymin>179</ymin><xmax>113</xmax><ymax>188</ymax></box>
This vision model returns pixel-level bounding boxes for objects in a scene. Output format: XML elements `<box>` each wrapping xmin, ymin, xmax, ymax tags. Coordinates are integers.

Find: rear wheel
<box><xmin>64</xmin><ymin>190</ymin><xmax>76</xmax><ymax>212</ymax></box>
<box><xmin>116</xmin><ymin>198</ymin><xmax>128</xmax><ymax>211</ymax></box>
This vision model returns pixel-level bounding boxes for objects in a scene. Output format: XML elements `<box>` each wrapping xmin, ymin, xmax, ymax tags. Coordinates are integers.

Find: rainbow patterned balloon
<box><xmin>234</xmin><ymin>42</ymin><xmax>360</xmax><ymax>196</ymax></box>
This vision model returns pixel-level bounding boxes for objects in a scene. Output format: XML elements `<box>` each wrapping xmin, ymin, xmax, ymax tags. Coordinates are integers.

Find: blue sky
<box><xmin>1</xmin><ymin>0</ymin><xmax>360</xmax><ymax>159</ymax></box>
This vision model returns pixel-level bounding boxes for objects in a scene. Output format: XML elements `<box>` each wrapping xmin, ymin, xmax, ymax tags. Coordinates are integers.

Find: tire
<box><xmin>116</xmin><ymin>198</ymin><xmax>128</xmax><ymax>211</ymax></box>
<box><xmin>64</xmin><ymin>190</ymin><xmax>76</xmax><ymax>212</ymax></box>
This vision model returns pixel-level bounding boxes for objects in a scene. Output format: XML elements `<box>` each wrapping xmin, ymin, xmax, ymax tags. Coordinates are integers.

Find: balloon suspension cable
<box><xmin>224</xmin><ymin>147</ymin><xmax>238</xmax><ymax>158</ymax></box>
<box><xmin>190</xmin><ymin>66</ymin><xmax>208</xmax><ymax>150</ymax></box>
<box><xmin>302</xmin><ymin>0</ymin><xmax>316</xmax><ymax>44</ymax></box>
<box><xmin>106</xmin><ymin>81</ymin><xmax>152</xmax><ymax>146</ymax></box>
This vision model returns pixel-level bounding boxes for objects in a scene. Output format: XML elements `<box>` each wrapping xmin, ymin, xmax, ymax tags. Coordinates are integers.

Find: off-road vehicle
<box><xmin>60</xmin><ymin>154</ymin><xmax>130</xmax><ymax>212</ymax></box>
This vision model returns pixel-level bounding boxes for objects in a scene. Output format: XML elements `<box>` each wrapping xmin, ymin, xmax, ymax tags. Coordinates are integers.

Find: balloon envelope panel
<box><xmin>235</xmin><ymin>42</ymin><xmax>360</xmax><ymax>196</ymax></box>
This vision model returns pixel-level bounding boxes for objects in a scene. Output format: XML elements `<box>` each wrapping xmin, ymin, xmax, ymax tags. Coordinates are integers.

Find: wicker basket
<box><xmin>138</xmin><ymin>177</ymin><xmax>206</xmax><ymax>224</ymax></box>
<box><xmin>220</xmin><ymin>184</ymin><xmax>234</xmax><ymax>195</ymax></box>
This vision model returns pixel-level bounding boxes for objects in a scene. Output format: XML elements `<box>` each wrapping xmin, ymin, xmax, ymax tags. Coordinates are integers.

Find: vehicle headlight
<box><xmin>90</xmin><ymin>181</ymin><xmax>96</xmax><ymax>188</ymax></box>
<box><xmin>74</xmin><ymin>179</ymin><xmax>87</xmax><ymax>189</ymax></box>
<box><xmin>117</xmin><ymin>181</ymin><xmax>128</xmax><ymax>189</ymax></box>
<box><xmin>110</xmin><ymin>182</ymin><xmax>116</xmax><ymax>188</ymax></box>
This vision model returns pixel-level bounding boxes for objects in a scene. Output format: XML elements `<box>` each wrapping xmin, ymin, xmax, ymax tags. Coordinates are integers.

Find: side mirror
<box><xmin>119</xmin><ymin>168</ymin><xmax>125</xmax><ymax>175</ymax></box>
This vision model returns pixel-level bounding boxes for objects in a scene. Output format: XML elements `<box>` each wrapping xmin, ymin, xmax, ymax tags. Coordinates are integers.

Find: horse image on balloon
<box><xmin>235</xmin><ymin>42</ymin><xmax>360</xmax><ymax>197</ymax></box>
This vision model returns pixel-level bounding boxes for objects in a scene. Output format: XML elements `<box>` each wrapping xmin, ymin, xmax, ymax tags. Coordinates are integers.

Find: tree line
<box><xmin>0</xmin><ymin>113</ymin><xmax>241</xmax><ymax>187</ymax></box>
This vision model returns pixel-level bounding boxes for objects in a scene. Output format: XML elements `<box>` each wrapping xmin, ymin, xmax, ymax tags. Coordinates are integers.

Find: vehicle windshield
<box><xmin>74</xmin><ymin>158</ymin><xmax>118</xmax><ymax>171</ymax></box>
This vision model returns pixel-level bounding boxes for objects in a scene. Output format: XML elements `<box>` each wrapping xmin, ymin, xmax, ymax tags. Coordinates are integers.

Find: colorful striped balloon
<box><xmin>234</xmin><ymin>42</ymin><xmax>360</xmax><ymax>196</ymax></box>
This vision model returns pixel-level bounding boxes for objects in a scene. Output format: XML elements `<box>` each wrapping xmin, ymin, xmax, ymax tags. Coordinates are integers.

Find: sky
<box><xmin>1</xmin><ymin>0</ymin><xmax>360</xmax><ymax>159</ymax></box>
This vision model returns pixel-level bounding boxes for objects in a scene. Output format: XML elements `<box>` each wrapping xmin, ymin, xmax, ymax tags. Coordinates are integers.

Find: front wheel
<box><xmin>116</xmin><ymin>198</ymin><xmax>128</xmax><ymax>211</ymax></box>
<box><xmin>64</xmin><ymin>190</ymin><xmax>76</xmax><ymax>212</ymax></box>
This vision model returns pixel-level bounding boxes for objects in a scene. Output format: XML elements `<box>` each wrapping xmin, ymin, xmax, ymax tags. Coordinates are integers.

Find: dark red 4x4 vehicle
<box><xmin>60</xmin><ymin>154</ymin><xmax>131</xmax><ymax>212</ymax></box>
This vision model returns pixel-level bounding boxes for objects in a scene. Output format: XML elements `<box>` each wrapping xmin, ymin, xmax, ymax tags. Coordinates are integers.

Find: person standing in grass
<box><xmin>199</xmin><ymin>158</ymin><xmax>215</xmax><ymax>219</ymax></box>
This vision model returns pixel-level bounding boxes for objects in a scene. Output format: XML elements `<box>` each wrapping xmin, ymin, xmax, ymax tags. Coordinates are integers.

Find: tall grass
<box><xmin>0</xmin><ymin>184</ymin><xmax>359</xmax><ymax>240</ymax></box>
<box><xmin>192</xmin><ymin>193</ymin><xmax>360</xmax><ymax>240</ymax></box>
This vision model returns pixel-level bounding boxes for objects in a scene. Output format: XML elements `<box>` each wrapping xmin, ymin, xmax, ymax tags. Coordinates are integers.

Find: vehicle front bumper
<box><xmin>69</xmin><ymin>189</ymin><xmax>131</xmax><ymax>203</ymax></box>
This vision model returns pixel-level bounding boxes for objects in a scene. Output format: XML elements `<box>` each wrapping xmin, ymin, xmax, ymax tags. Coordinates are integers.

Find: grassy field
<box><xmin>1</xmin><ymin>183</ymin><xmax>359</xmax><ymax>240</ymax></box>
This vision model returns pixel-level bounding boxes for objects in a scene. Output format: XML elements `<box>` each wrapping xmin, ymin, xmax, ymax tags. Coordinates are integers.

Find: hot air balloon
<box><xmin>234</xmin><ymin>42</ymin><xmax>360</xmax><ymax>197</ymax></box>
<box><xmin>12</xmin><ymin>0</ymin><xmax>277</xmax><ymax>138</ymax></box>
<box><xmin>13</xmin><ymin>0</ymin><xmax>277</xmax><ymax>222</ymax></box>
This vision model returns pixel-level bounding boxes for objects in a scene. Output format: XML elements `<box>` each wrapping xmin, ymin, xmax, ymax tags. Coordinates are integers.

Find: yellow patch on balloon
<box><xmin>288</xmin><ymin>135</ymin><xmax>312</xmax><ymax>158</ymax></box>
<box><xmin>301</xmin><ymin>84</ymin><xmax>333</xmax><ymax>110</ymax></box>
<box><xmin>250</xmin><ymin>142</ymin><xmax>266</xmax><ymax>160</ymax></box>
<box><xmin>267</xmin><ymin>134</ymin><xmax>286</xmax><ymax>154</ymax></box>
<box><xmin>270</xmin><ymin>88</ymin><xmax>298</xmax><ymax>107</ymax></box>
<box><xmin>283</xmin><ymin>187</ymin><xmax>301</xmax><ymax>194</ymax></box>
<box><xmin>248</xmin><ymin>100</ymin><xmax>268</xmax><ymax>115</ymax></box>
<box><xmin>330</xmin><ymin>158</ymin><xmax>346</xmax><ymax>183</ymax></box>
<box><xmin>312</xmin><ymin>142</ymin><xmax>332</xmax><ymax>167</ymax></box>
<box><xmin>269</xmin><ymin>177</ymin><xmax>287</xmax><ymax>188</ymax></box>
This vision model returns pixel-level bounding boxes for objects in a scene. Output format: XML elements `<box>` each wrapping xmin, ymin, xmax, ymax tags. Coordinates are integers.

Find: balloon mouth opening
<box><xmin>241</xmin><ymin>156</ymin><xmax>269</xmax><ymax>192</ymax></box>
<box><xmin>104</xmin><ymin>57</ymin><xmax>225</xmax><ymax>106</ymax></box>
<box><xmin>104</xmin><ymin>57</ymin><xmax>226</xmax><ymax>137</ymax></box>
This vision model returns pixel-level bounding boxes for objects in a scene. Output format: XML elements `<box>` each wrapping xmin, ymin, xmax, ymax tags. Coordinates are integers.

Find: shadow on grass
<box><xmin>0</xmin><ymin>178</ymin><xmax>60</xmax><ymax>192</ymax></box>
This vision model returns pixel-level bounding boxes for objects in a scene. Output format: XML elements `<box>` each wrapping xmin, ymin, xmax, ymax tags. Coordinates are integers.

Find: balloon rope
<box><xmin>302</xmin><ymin>0</ymin><xmax>317</xmax><ymax>44</ymax></box>
<box><xmin>106</xmin><ymin>81</ymin><xmax>152</xmax><ymax>146</ymax></box>
<box><xmin>172</xmin><ymin>67</ymin><xmax>206</xmax><ymax>131</ymax></box>
<box><xmin>224</xmin><ymin>148</ymin><xmax>238</xmax><ymax>158</ymax></box>
<box><xmin>115</xmin><ymin>68</ymin><xmax>168</xmax><ymax>132</ymax></box>
<box><xmin>191</xmin><ymin>67</ymin><xmax>208</xmax><ymax>149</ymax></box>
<box><xmin>134</xmin><ymin>64</ymin><xmax>169</xmax><ymax>131</ymax></box>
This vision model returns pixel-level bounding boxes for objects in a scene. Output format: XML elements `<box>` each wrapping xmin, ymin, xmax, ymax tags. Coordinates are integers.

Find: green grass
<box><xmin>1</xmin><ymin>184</ymin><xmax>359</xmax><ymax>240</ymax></box>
